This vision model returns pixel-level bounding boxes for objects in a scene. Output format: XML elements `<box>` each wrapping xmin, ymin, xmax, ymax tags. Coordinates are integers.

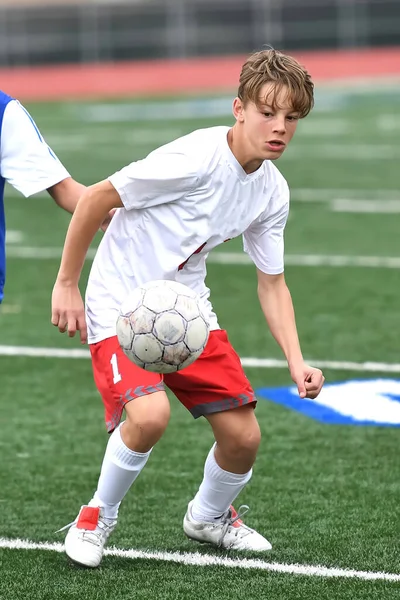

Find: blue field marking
<box><xmin>257</xmin><ymin>378</ymin><xmax>400</xmax><ymax>426</ymax></box>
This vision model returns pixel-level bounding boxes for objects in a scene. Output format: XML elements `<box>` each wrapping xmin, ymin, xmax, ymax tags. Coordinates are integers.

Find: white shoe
<box><xmin>183</xmin><ymin>501</ymin><xmax>272</xmax><ymax>551</ymax></box>
<box><xmin>57</xmin><ymin>505</ymin><xmax>117</xmax><ymax>568</ymax></box>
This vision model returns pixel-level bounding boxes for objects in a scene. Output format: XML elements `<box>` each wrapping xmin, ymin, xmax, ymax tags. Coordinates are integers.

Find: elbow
<box><xmin>257</xmin><ymin>271</ymin><xmax>286</xmax><ymax>296</ymax></box>
<box><xmin>48</xmin><ymin>177</ymin><xmax>86</xmax><ymax>212</ymax></box>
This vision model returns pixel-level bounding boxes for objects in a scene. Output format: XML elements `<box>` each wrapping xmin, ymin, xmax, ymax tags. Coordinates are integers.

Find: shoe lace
<box><xmin>55</xmin><ymin>520</ymin><xmax>77</xmax><ymax>534</ymax></box>
<box><xmin>218</xmin><ymin>504</ymin><xmax>250</xmax><ymax>547</ymax></box>
<box><xmin>55</xmin><ymin>512</ymin><xmax>115</xmax><ymax>539</ymax></box>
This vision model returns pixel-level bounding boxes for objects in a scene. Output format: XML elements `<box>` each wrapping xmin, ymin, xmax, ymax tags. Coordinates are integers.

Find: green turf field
<box><xmin>0</xmin><ymin>85</ymin><xmax>399</xmax><ymax>599</ymax></box>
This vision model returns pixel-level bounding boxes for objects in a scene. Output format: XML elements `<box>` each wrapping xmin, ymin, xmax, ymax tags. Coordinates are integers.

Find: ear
<box><xmin>232</xmin><ymin>97</ymin><xmax>245</xmax><ymax>122</ymax></box>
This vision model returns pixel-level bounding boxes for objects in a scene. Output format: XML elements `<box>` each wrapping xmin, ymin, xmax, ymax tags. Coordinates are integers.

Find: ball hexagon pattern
<box><xmin>116</xmin><ymin>280</ymin><xmax>210</xmax><ymax>373</ymax></box>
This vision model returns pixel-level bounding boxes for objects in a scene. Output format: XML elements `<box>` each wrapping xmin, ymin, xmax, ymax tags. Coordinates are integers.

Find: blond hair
<box><xmin>238</xmin><ymin>49</ymin><xmax>314</xmax><ymax>118</ymax></box>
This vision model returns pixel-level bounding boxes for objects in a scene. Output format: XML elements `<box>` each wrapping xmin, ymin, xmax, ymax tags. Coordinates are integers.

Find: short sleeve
<box><xmin>0</xmin><ymin>100</ymin><xmax>70</xmax><ymax>197</ymax></box>
<box><xmin>242</xmin><ymin>178</ymin><xmax>290</xmax><ymax>274</ymax></box>
<box><xmin>108</xmin><ymin>147</ymin><xmax>200</xmax><ymax>210</ymax></box>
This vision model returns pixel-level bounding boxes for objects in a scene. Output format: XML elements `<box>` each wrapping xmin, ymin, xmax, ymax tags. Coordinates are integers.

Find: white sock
<box><xmin>89</xmin><ymin>423</ymin><xmax>152</xmax><ymax>519</ymax></box>
<box><xmin>191</xmin><ymin>443</ymin><xmax>252</xmax><ymax>523</ymax></box>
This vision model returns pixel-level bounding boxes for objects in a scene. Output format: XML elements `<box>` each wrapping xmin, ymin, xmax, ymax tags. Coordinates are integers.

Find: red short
<box><xmin>90</xmin><ymin>330</ymin><xmax>256</xmax><ymax>432</ymax></box>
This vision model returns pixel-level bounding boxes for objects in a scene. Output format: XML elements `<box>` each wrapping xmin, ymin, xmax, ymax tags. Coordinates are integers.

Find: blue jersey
<box><xmin>0</xmin><ymin>90</ymin><xmax>13</xmax><ymax>303</ymax></box>
<box><xmin>0</xmin><ymin>91</ymin><xmax>70</xmax><ymax>304</ymax></box>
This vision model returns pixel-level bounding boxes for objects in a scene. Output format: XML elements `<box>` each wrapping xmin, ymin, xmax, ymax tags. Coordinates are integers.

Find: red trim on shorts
<box><xmin>90</xmin><ymin>330</ymin><xmax>256</xmax><ymax>432</ymax></box>
<box><xmin>165</xmin><ymin>330</ymin><xmax>256</xmax><ymax>418</ymax></box>
<box><xmin>90</xmin><ymin>337</ymin><xmax>165</xmax><ymax>432</ymax></box>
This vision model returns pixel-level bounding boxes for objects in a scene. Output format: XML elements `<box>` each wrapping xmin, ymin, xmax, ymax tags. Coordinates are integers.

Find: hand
<box><xmin>51</xmin><ymin>281</ymin><xmax>87</xmax><ymax>344</ymax></box>
<box><xmin>100</xmin><ymin>208</ymin><xmax>117</xmax><ymax>232</ymax></box>
<box><xmin>289</xmin><ymin>362</ymin><xmax>325</xmax><ymax>399</ymax></box>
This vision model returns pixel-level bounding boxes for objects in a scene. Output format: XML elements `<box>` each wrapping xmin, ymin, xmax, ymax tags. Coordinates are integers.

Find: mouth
<box><xmin>265</xmin><ymin>140</ymin><xmax>286</xmax><ymax>152</ymax></box>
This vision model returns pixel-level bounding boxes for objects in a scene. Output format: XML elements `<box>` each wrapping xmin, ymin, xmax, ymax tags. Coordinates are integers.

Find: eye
<box><xmin>287</xmin><ymin>115</ymin><xmax>299</xmax><ymax>122</ymax></box>
<box><xmin>263</xmin><ymin>112</ymin><xmax>273</xmax><ymax>117</ymax></box>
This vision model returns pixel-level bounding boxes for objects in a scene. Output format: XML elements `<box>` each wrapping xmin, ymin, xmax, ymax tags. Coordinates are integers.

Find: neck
<box><xmin>227</xmin><ymin>126</ymin><xmax>263</xmax><ymax>174</ymax></box>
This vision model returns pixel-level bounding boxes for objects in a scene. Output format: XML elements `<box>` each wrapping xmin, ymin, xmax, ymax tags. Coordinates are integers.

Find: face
<box><xmin>231</xmin><ymin>83</ymin><xmax>300</xmax><ymax>172</ymax></box>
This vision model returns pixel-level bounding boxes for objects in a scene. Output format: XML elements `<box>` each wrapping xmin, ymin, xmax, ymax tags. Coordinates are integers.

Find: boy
<box><xmin>0</xmin><ymin>90</ymin><xmax>112</xmax><ymax>303</ymax></box>
<box><xmin>51</xmin><ymin>49</ymin><xmax>325</xmax><ymax>568</ymax></box>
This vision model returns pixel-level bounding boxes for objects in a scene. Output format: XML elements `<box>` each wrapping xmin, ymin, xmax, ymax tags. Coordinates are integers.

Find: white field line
<box><xmin>75</xmin><ymin>87</ymin><xmax>400</xmax><ymax>122</ymax></box>
<box><xmin>0</xmin><ymin>537</ymin><xmax>399</xmax><ymax>581</ymax></box>
<box><xmin>45</xmin><ymin>129</ymin><xmax>186</xmax><ymax>150</ymax></box>
<box><xmin>4</xmin><ymin>246</ymin><xmax>400</xmax><ymax>269</ymax></box>
<box><xmin>5</xmin><ymin>186</ymin><xmax>399</xmax><ymax>202</ymax></box>
<box><xmin>377</xmin><ymin>115</ymin><xmax>400</xmax><ymax>131</ymax></box>
<box><xmin>5</xmin><ymin>246</ymin><xmax>95</xmax><ymax>259</ymax></box>
<box><xmin>298</xmin><ymin>115</ymin><xmax>398</xmax><ymax>136</ymax></box>
<box><xmin>332</xmin><ymin>199</ymin><xmax>400</xmax><ymax>213</ymax></box>
<box><xmin>284</xmin><ymin>145</ymin><xmax>400</xmax><ymax>160</ymax></box>
<box><xmin>240</xmin><ymin>358</ymin><xmax>400</xmax><ymax>374</ymax></box>
<box><xmin>210</xmin><ymin>254</ymin><xmax>400</xmax><ymax>269</ymax></box>
<box><xmin>315</xmin><ymin>76</ymin><xmax>400</xmax><ymax>91</ymax></box>
<box><xmin>1</xmin><ymin>345</ymin><xmax>400</xmax><ymax>374</ymax></box>
<box><xmin>298</xmin><ymin>119</ymin><xmax>348</xmax><ymax>135</ymax></box>
<box><xmin>0</xmin><ymin>345</ymin><xmax>90</xmax><ymax>359</ymax></box>
<box><xmin>6</xmin><ymin>230</ymin><xmax>24</xmax><ymax>244</ymax></box>
<box><xmin>290</xmin><ymin>188</ymin><xmax>400</xmax><ymax>202</ymax></box>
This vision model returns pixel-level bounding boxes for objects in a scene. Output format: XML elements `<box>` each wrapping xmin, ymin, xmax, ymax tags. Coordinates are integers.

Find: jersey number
<box><xmin>110</xmin><ymin>353</ymin><xmax>122</xmax><ymax>384</ymax></box>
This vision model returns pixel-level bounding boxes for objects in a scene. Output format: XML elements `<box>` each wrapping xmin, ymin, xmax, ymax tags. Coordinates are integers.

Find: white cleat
<box><xmin>58</xmin><ymin>505</ymin><xmax>117</xmax><ymax>568</ymax></box>
<box><xmin>183</xmin><ymin>501</ymin><xmax>272</xmax><ymax>551</ymax></box>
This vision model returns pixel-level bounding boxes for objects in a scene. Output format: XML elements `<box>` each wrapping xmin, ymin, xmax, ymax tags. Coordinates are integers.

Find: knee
<box><xmin>123</xmin><ymin>399</ymin><xmax>170</xmax><ymax>450</ymax></box>
<box><xmin>128</xmin><ymin>409</ymin><xmax>170</xmax><ymax>437</ymax></box>
<box><xmin>221</xmin><ymin>421</ymin><xmax>261</xmax><ymax>460</ymax></box>
<box><xmin>235</xmin><ymin>424</ymin><xmax>261</xmax><ymax>456</ymax></box>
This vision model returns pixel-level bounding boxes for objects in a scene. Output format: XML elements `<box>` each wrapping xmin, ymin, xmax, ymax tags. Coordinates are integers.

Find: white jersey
<box><xmin>0</xmin><ymin>99</ymin><xmax>70</xmax><ymax>196</ymax></box>
<box><xmin>86</xmin><ymin>126</ymin><xmax>289</xmax><ymax>343</ymax></box>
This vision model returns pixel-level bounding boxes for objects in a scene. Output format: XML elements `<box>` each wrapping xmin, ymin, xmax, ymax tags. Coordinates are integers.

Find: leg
<box><xmin>166</xmin><ymin>330</ymin><xmax>272</xmax><ymax>551</ymax></box>
<box><xmin>184</xmin><ymin>406</ymin><xmax>270</xmax><ymax>551</ymax></box>
<box><xmin>63</xmin><ymin>336</ymin><xmax>169</xmax><ymax>568</ymax></box>
<box><xmin>189</xmin><ymin>405</ymin><xmax>260</xmax><ymax>520</ymax></box>
<box><xmin>90</xmin><ymin>390</ymin><xmax>170</xmax><ymax>516</ymax></box>
<box><xmin>207</xmin><ymin>403</ymin><xmax>261</xmax><ymax>473</ymax></box>
<box><xmin>121</xmin><ymin>388</ymin><xmax>171</xmax><ymax>452</ymax></box>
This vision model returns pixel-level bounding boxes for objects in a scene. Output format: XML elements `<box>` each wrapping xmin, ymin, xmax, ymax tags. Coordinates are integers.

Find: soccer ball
<box><xmin>116</xmin><ymin>280</ymin><xmax>210</xmax><ymax>374</ymax></box>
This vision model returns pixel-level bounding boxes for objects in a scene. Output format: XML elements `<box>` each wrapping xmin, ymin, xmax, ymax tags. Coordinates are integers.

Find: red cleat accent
<box><xmin>76</xmin><ymin>506</ymin><xmax>100</xmax><ymax>531</ymax></box>
<box><xmin>229</xmin><ymin>506</ymin><xmax>243</xmax><ymax>528</ymax></box>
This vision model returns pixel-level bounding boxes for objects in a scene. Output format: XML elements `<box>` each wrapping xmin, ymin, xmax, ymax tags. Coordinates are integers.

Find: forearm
<box><xmin>258</xmin><ymin>277</ymin><xmax>303</xmax><ymax>366</ymax></box>
<box><xmin>47</xmin><ymin>177</ymin><xmax>86</xmax><ymax>214</ymax></box>
<box><xmin>56</xmin><ymin>182</ymin><xmax>119</xmax><ymax>285</ymax></box>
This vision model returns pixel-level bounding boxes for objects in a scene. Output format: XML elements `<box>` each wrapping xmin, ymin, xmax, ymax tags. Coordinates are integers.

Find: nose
<box><xmin>272</xmin><ymin>116</ymin><xmax>286</xmax><ymax>135</ymax></box>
